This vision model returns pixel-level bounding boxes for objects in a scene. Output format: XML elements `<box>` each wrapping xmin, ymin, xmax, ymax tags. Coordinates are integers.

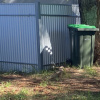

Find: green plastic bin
<box><xmin>68</xmin><ymin>24</ymin><xmax>99</xmax><ymax>68</ymax></box>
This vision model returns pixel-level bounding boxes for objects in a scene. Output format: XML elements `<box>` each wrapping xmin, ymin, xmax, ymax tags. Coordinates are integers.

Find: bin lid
<box><xmin>68</xmin><ymin>24</ymin><xmax>96</xmax><ymax>28</ymax></box>
<box><xmin>68</xmin><ymin>24</ymin><xmax>99</xmax><ymax>31</ymax></box>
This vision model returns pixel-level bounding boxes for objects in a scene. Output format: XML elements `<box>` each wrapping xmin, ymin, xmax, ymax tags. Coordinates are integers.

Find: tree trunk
<box><xmin>96</xmin><ymin>0</ymin><xmax>100</xmax><ymax>29</ymax></box>
<box><xmin>94</xmin><ymin>0</ymin><xmax>100</xmax><ymax>64</ymax></box>
<box><xmin>78</xmin><ymin>0</ymin><xmax>97</xmax><ymax>26</ymax></box>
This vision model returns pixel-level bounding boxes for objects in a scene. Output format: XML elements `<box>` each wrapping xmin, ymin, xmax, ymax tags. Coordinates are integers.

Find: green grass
<box><xmin>20</xmin><ymin>88</ymin><xmax>29</xmax><ymax>95</ymax></box>
<box><xmin>84</xmin><ymin>66</ymin><xmax>97</xmax><ymax>76</ymax></box>
<box><xmin>55</xmin><ymin>91</ymin><xmax>100</xmax><ymax>100</ymax></box>
<box><xmin>1</xmin><ymin>91</ymin><xmax>100</xmax><ymax>100</ymax></box>
<box><xmin>0</xmin><ymin>92</ymin><xmax>27</xmax><ymax>100</ymax></box>
<box><xmin>40</xmin><ymin>81</ymin><xmax>48</xmax><ymax>87</ymax></box>
<box><xmin>0</xmin><ymin>67</ymin><xmax>100</xmax><ymax>100</ymax></box>
<box><xmin>1</xmin><ymin>81</ymin><xmax>12</xmax><ymax>88</ymax></box>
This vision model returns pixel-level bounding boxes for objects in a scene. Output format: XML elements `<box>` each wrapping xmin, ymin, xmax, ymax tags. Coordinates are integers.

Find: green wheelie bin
<box><xmin>68</xmin><ymin>24</ymin><xmax>99</xmax><ymax>68</ymax></box>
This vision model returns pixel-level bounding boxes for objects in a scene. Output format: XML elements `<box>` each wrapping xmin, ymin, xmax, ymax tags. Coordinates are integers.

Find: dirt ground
<box><xmin>0</xmin><ymin>67</ymin><xmax>100</xmax><ymax>99</ymax></box>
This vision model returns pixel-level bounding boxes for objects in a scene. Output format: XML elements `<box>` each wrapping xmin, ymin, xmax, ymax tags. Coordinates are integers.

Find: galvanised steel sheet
<box><xmin>0</xmin><ymin>62</ymin><xmax>38</xmax><ymax>73</ymax></box>
<box><xmin>40</xmin><ymin>4</ymin><xmax>81</xmax><ymax>66</ymax></box>
<box><xmin>0</xmin><ymin>4</ymin><xmax>38</xmax><ymax>65</ymax></box>
<box><xmin>40</xmin><ymin>4</ymin><xmax>80</xmax><ymax>16</ymax></box>
<box><xmin>0</xmin><ymin>3</ymin><xmax>35</xmax><ymax>15</ymax></box>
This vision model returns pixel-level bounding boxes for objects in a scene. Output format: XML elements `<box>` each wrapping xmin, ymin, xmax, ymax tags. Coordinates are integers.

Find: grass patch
<box><xmin>20</xmin><ymin>88</ymin><xmax>29</xmax><ymax>95</ymax></box>
<box><xmin>1</xmin><ymin>91</ymin><xmax>100</xmax><ymax>100</ymax></box>
<box><xmin>0</xmin><ymin>67</ymin><xmax>100</xmax><ymax>100</ymax></box>
<box><xmin>55</xmin><ymin>91</ymin><xmax>100</xmax><ymax>100</ymax></box>
<box><xmin>0</xmin><ymin>92</ymin><xmax>27</xmax><ymax>100</ymax></box>
<box><xmin>84</xmin><ymin>66</ymin><xmax>98</xmax><ymax>76</ymax></box>
<box><xmin>40</xmin><ymin>81</ymin><xmax>48</xmax><ymax>87</ymax></box>
<box><xmin>1</xmin><ymin>81</ymin><xmax>12</xmax><ymax>88</ymax></box>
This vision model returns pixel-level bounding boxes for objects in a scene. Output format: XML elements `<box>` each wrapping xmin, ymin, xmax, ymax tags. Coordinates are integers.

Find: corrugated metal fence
<box><xmin>0</xmin><ymin>2</ymin><xmax>80</xmax><ymax>72</ymax></box>
<box><xmin>0</xmin><ymin>3</ymin><xmax>40</xmax><ymax>73</ymax></box>
<box><xmin>40</xmin><ymin>4</ymin><xmax>81</xmax><ymax>69</ymax></box>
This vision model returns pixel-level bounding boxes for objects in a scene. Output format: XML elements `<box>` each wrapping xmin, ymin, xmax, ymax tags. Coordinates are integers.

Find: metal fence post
<box><xmin>35</xmin><ymin>2</ymin><xmax>42</xmax><ymax>72</ymax></box>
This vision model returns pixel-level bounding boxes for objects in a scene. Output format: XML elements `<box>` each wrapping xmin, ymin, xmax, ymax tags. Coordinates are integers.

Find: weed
<box><xmin>71</xmin><ymin>65</ymin><xmax>78</xmax><ymax>69</ymax></box>
<box><xmin>40</xmin><ymin>70</ymin><xmax>54</xmax><ymax>81</ymax></box>
<box><xmin>84</xmin><ymin>66</ymin><xmax>97</xmax><ymax>76</ymax></box>
<box><xmin>95</xmin><ymin>62</ymin><xmax>99</xmax><ymax>67</ymax></box>
<box><xmin>41</xmin><ymin>70</ymin><xmax>53</xmax><ymax>76</ymax></box>
<box><xmin>20</xmin><ymin>88</ymin><xmax>29</xmax><ymax>95</ymax></box>
<box><xmin>61</xmin><ymin>68</ymin><xmax>71</xmax><ymax>78</ymax></box>
<box><xmin>0</xmin><ymin>86</ymin><xmax>4</xmax><ymax>93</ymax></box>
<box><xmin>2</xmin><ymin>71</ymin><xmax>18</xmax><ymax>75</ymax></box>
<box><xmin>55</xmin><ymin>77</ymin><xmax>59</xmax><ymax>81</ymax></box>
<box><xmin>40</xmin><ymin>81</ymin><xmax>48</xmax><ymax>87</ymax></box>
<box><xmin>15</xmin><ymin>92</ymin><xmax>27</xmax><ymax>100</ymax></box>
<box><xmin>1</xmin><ymin>81</ymin><xmax>12</xmax><ymax>88</ymax></box>
<box><xmin>72</xmin><ymin>94</ymin><xmax>87</xmax><ymax>100</ymax></box>
<box><xmin>55</xmin><ymin>91</ymin><xmax>100</xmax><ymax>100</ymax></box>
<box><xmin>0</xmin><ymin>92</ymin><xmax>27</xmax><ymax>100</ymax></box>
<box><xmin>42</xmin><ymin>95</ymin><xmax>48</xmax><ymax>100</ymax></box>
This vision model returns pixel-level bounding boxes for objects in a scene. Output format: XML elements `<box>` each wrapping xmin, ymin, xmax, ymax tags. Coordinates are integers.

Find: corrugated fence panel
<box><xmin>40</xmin><ymin>4</ymin><xmax>80</xmax><ymax>16</ymax></box>
<box><xmin>0</xmin><ymin>16</ymin><xmax>38</xmax><ymax>64</ymax></box>
<box><xmin>0</xmin><ymin>3</ymin><xmax>35</xmax><ymax>15</ymax></box>
<box><xmin>0</xmin><ymin>62</ymin><xmax>37</xmax><ymax>73</ymax></box>
<box><xmin>0</xmin><ymin>3</ymin><xmax>38</xmax><ymax>72</ymax></box>
<box><xmin>40</xmin><ymin>4</ymin><xmax>81</xmax><ymax>68</ymax></box>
